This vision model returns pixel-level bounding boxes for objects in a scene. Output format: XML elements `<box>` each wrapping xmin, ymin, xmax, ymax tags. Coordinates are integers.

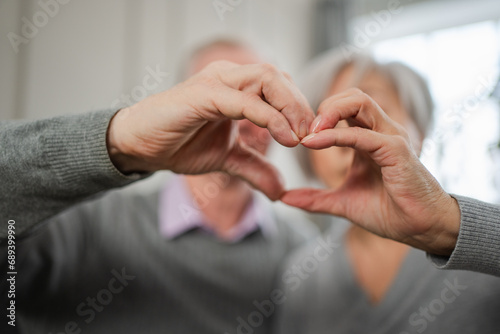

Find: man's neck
<box><xmin>185</xmin><ymin>173</ymin><xmax>253</xmax><ymax>238</ymax></box>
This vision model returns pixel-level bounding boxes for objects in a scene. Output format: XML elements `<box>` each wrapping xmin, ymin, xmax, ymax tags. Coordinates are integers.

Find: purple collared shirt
<box><xmin>159</xmin><ymin>176</ymin><xmax>276</xmax><ymax>243</ymax></box>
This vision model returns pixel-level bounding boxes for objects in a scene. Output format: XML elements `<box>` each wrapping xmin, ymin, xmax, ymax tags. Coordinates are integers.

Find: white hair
<box><xmin>297</xmin><ymin>48</ymin><xmax>434</xmax><ymax>180</ymax></box>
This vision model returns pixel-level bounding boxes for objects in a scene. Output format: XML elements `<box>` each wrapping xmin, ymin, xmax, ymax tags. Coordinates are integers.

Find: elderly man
<box><xmin>1</xmin><ymin>40</ymin><xmax>315</xmax><ymax>334</ymax></box>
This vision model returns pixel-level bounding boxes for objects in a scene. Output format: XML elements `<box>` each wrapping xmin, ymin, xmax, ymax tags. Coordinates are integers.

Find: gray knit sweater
<box><xmin>4</xmin><ymin>188</ymin><xmax>313</xmax><ymax>334</ymax></box>
<box><xmin>0</xmin><ymin>110</ymin><xmax>141</xmax><ymax>238</ymax></box>
<box><xmin>429</xmin><ymin>195</ymin><xmax>500</xmax><ymax>277</ymax></box>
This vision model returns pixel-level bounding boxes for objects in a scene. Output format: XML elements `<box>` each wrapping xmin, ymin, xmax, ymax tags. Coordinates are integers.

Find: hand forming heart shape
<box><xmin>281</xmin><ymin>88</ymin><xmax>460</xmax><ymax>256</ymax></box>
<box><xmin>109</xmin><ymin>61</ymin><xmax>459</xmax><ymax>256</ymax></box>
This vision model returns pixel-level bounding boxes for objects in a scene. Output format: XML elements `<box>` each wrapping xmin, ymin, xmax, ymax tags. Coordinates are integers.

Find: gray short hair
<box><xmin>297</xmin><ymin>49</ymin><xmax>434</xmax><ymax>180</ymax></box>
<box><xmin>175</xmin><ymin>36</ymin><xmax>261</xmax><ymax>83</ymax></box>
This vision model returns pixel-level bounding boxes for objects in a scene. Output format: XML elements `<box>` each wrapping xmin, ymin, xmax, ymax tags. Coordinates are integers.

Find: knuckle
<box><xmin>241</xmin><ymin>94</ymin><xmax>266</xmax><ymax>120</ymax></box>
<box><xmin>394</xmin><ymin>122</ymin><xmax>412</xmax><ymax>140</ymax></box>
<box><xmin>360</xmin><ymin>92</ymin><xmax>374</xmax><ymax>105</ymax></box>
<box><xmin>350</xmin><ymin>126</ymin><xmax>364</xmax><ymax>138</ymax></box>
<box><xmin>260</xmin><ymin>64</ymin><xmax>281</xmax><ymax>82</ymax></box>
<box><xmin>268</xmin><ymin>112</ymin><xmax>287</xmax><ymax>131</ymax></box>
<box><xmin>194</xmin><ymin>74</ymin><xmax>220</xmax><ymax>91</ymax></box>
<box><xmin>348</xmin><ymin>87</ymin><xmax>364</xmax><ymax>96</ymax></box>
<box><xmin>281</xmin><ymin>71</ymin><xmax>293</xmax><ymax>81</ymax></box>
<box><xmin>245</xmin><ymin>92</ymin><xmax>264</xmax><ymax>106</ymax></box>
<box><xmin>390</xmin><ymin>134</ymin><xmax>411</xmax><ymax>152</ymax></box>
<box><xmin>260</xmin><ymin>63</ymin><xmax>278</xmax><ymax>73</ymax></box>
<box><xmin>205</xmin><ymin>60</ymin><xmax>233</xmax><ymax>70</ymax></box>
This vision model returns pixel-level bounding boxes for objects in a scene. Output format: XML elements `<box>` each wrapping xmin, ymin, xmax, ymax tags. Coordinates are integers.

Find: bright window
<box><xmin>372</xmin><ymin>20</ymin><xmax>500</xmax><ymax>203</ymax></box>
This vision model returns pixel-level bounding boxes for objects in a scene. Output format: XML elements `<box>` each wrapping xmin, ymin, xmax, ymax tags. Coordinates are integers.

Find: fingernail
<box><xmin>311</xmin><ymin>115</ymin><xmax>322</xmax><ymax>133</ymax></box>
<box><xmin>299</xmin><ymin>120</ymin><xmax>307</xmax><ymax>139</ymax></box>
<box><xmin>290</xmin><ymin>130</ymin><xmax>300</xmax><ymax>143</ymax></box>
<box><xmin>301</xmin><ymin>133</ymin><xmax>316</xmax><ymax>144</ymax></box>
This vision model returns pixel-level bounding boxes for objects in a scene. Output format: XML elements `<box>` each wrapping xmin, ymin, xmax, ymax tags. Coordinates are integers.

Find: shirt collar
<box><xmin>159</xmin><ymin>175</ymin><xmax>277</xmax><ymax>242</ymax></box>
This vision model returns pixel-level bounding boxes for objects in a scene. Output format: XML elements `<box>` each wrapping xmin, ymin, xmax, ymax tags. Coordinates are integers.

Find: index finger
<box><xmin>214</xmin><ymin>62</ymin><xmax>315</xmax><ymax>140</ymax></box>
<box><xmin>311</xmin><ymin>88</ymin><xmax>399</xmax><ymax>135</ymax></box>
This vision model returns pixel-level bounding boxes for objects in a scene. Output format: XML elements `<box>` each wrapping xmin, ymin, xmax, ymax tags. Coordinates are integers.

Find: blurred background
<box><xmin>1</xmin><ymin>0</ymin><xmax>500</xmax><ymax>214</ymax></box>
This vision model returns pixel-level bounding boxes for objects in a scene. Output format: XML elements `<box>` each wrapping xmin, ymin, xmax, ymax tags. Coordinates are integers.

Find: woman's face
<box><xmin>310</xmin><ymin>64</ymin><xmax>417</xmax><ymax>190</ymax></box>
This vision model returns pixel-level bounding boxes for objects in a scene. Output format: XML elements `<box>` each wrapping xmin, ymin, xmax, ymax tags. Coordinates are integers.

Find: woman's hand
<box><xmin>281</xmin><ymin>88</ymin><xmax>460</xmax><ymax>255</ymax></box>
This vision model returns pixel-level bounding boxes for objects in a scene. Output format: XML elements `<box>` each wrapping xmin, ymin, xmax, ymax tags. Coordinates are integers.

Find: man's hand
<box><xmin>281</xmin><ymin>88</ymin><xmax>461</xmax><ymax>255</ymax></box>
<box><xmin>107</xmin><ymin>61</ymin><xmax>314</xmax><ymax>200</ymax></box>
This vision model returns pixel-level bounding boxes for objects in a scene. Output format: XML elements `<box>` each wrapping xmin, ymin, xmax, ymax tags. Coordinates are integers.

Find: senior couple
<box><xmin>1</xmin><ymin>38</ymin><xmax>500</xmax><ymax>334</ymax></box>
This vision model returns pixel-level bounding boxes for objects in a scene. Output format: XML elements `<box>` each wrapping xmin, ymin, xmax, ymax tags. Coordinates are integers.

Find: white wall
<box><xmin>0</xmin><ymin>0</ymin><xmax>316</xmax><ymax>121</ymax></box>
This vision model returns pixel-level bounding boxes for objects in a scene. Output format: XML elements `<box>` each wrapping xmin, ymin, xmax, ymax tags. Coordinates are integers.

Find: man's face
<box><xmin>188</xmin><ymin>44</ymin><xmax>272</xmax><ymax>155</ymax></box>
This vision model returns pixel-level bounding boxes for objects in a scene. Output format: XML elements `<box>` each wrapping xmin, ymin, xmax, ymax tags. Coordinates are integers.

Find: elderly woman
<box><xmin>274</xmin><ymin>49</ymin><xmax>500</xmax><ymax>334</ymax></box>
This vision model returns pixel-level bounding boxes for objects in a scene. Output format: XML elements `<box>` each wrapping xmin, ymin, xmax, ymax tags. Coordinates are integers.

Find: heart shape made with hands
<box><xmin>232</xmin><ymin>87</ymin><xmax>403</xmax><ymax>208</ymax></box>
<box><xmin>240</xmin><ymin>88</ymin><xmax>446</xmax><ymax>249</ymax></box>
<box><xmin>243</xmin><ymin>87</ymin><xmax>405</xmax><ymax>206</ymax></box>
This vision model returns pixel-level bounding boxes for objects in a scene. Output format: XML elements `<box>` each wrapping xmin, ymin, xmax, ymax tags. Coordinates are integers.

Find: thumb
<box><xmin>222</xmin><ymin>140</ymin><xmax>285</xmax><ymax>201</ymax></box>
<box><xmin>281</xmin><ymin>188</ymin><xmax>348</xmax><ymax>217</ymax></box>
